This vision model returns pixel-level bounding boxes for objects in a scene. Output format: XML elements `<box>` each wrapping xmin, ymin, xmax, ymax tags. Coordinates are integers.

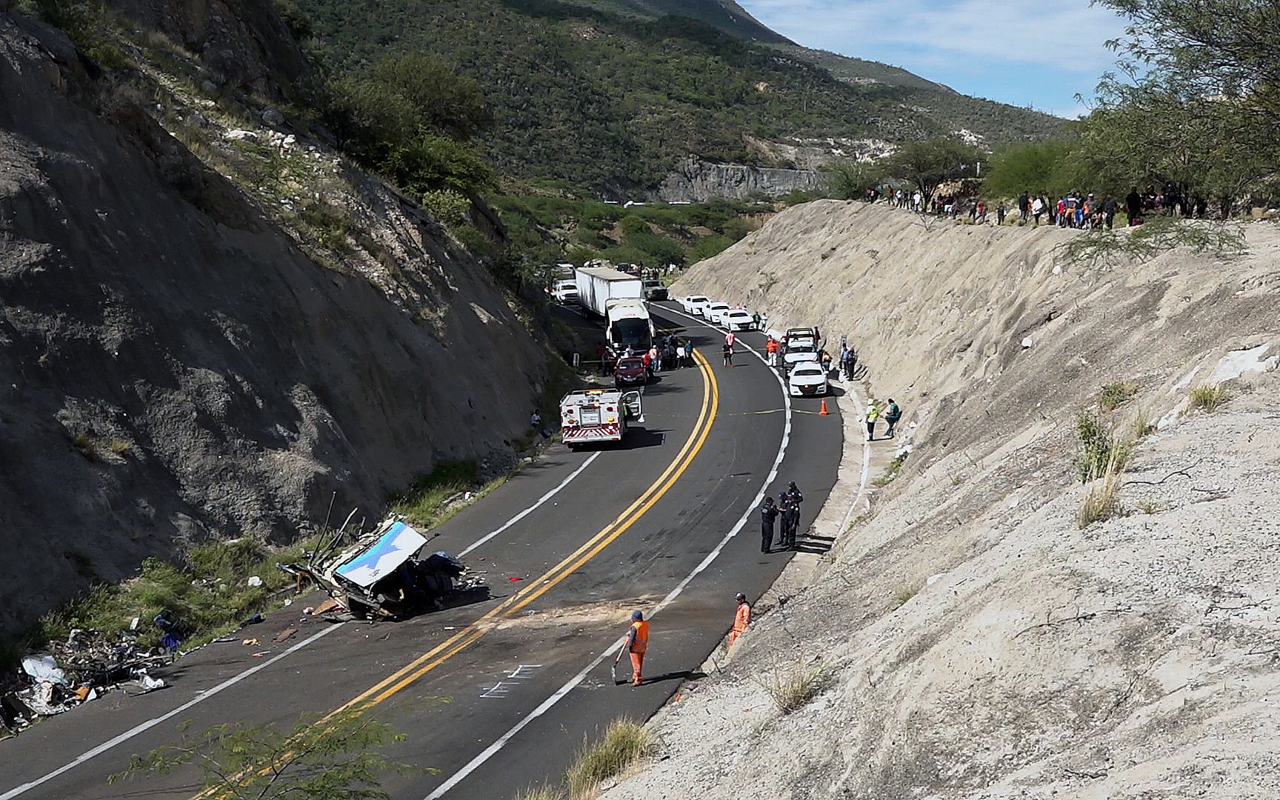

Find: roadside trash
<box><xmin>129</xmin><ymin>617</ymin><xmax>140</xmax><ymax>630</ymax></box>
<box><xmin>22</xmin><ymin>656</ymin><xmax>67</xmax><ymax>686</ymax></box>
<box><xmin>247</xmin><ymin>576</ymin><xmax>264</xmax><ymax>588</ymax></box>
<box><xmin>239</xmin><ymin>613</ymin><xmax>265</xmax><ymax>628</ymax></box>
<box><xmin>508</xmin><ymin>576</ymin><xmax>522</xmax><ymax>582</ymax></box>
<box><xmin>73</xmin><ymin>686</ymin><xmax>91</xmax><ymax>702</ymax></box>
<box><xmin>272</xmin><ymin>628</ymin><xmax>297</xmax><ymax>643</ymax></box>
<box><xmin>283</xmin><ymin>598</ymin><xmax>293</xmax><ymax>606</ymax></box>
<box><xmin>251</xmin><ymin>651</ymin><xmax>269</xmax><ymax>658</ymax></box>
<box><xmin>311</xmin><ymin>598</ymin><xmax>341</xmax><ymax>616</ymax></box>
<box><xmin>242</xmin><ymin>638</ymin><xmax>260</xmax><ymax>646</ymax></box>
<box><xmin>301</xmin><ymin>606</ymin><xmax>315</xmax><ymax>615</ymax></box>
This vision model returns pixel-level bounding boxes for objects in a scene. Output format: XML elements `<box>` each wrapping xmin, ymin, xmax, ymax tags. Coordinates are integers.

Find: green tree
<box><xmin>1087</xmin><ymin>0</ymin><xmax>1280</xmax><ymax>210</ymax></box>
<box><xmin>883</xmin><ymin>136</ymin><xmax>982</xmax><ymax>207</ymax></box>
<box><xmin>823</xmin><ymin>159</ymin><xmax>884</xmax><ymax>200</ymax></box>
<box><xmin>110</xmin><ymin>710</ymin><xmax>419</xmax><ymax>799</ymax></box>
<box><xmin>983</xmin><ymin>141</ymin><xmax>1077</xmax><ymax>199</ymax></box>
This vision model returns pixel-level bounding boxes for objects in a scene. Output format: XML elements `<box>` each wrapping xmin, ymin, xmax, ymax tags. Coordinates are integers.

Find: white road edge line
<box><xmin>425</xmin><ymin>306</ymin><xmax>793</xmax><ymax>799</ymax></box>
<box><xmin>459</xmin><ymin>452</ymin><xmax>602</xmax><ymax>557</ymax></box>
<box><xmin>2</xmin><ymin>433</ymin><xmax>604</xmax><ymax>797</ymax></box>
<box><xmin>0</xmin><ymin>622</ymin><xmax>345</xmax><ymax>800</ymax></box>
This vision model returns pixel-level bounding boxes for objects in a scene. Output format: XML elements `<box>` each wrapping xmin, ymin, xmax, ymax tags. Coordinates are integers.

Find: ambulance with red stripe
<box><xmin>560</xmin><ymin>388</ymin><xmax>644</xmax><ymax>449</ymax></box>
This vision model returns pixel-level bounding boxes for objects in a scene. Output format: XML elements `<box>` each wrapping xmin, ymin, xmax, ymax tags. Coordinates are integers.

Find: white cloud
<box><xmin>749</xmin><ymin>0</ymin><xmax>1125</xmax><ymax>66</ymax></box>
<box><xmin>741</xmin><ymin>0</ymin><xmax>1127</xmax><ymax>110</ymax></box>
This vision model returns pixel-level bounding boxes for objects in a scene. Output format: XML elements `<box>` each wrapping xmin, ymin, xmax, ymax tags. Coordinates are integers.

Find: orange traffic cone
<box><xmin>819</xmin><ymin>398</ymin><xmax>829</xmax><ymax>416</ymax></box>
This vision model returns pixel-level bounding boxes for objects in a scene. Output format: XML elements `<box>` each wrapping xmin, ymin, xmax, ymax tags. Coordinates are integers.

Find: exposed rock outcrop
<box><xmin>0</xmin><ymin>13</ymin><xmax>549</xmax><ymax>637</ymax></box>
<box><xmin>657</xmin><ymin>157</ymin><xmax>825</xmax><ymax>203</ymax></box>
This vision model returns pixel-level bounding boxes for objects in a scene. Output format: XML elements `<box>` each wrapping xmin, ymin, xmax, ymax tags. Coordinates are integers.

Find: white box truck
<box><xmin>575</xmin><ymin>267</ymin><xmax>642</xmax><ymax>318</ymax></box>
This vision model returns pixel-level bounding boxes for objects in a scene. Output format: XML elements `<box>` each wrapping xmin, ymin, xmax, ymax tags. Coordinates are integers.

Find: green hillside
<box><xmin>297</xmin><ymin>0</ymin><xmax>1067</xmax><ymax>193</ymax></box>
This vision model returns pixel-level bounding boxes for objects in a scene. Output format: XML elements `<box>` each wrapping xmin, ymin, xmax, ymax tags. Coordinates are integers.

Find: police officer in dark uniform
<box><xmin>760</xmin><ymin>496</ymin><xmax>779</xmax><ymax>553</ymax></box>
<box><xmin>781</xmin><ymin>481</ymin><xmax>803</xmax><ymax>548</ymax></box>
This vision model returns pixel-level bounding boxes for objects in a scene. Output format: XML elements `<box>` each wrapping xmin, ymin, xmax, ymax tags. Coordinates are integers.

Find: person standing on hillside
<box><xmin>729</xmin><ymin>592</ymin><xmax>751</xmax><ymax>649</ymax></box>
<box><xmin>623</xmin><ymin>610</ymin><xmax>649</xmax><ymax>686</ymax></box>
<box><xmin>760</xmin><ymin>496</ymin><xmax>779</xmax><ymax>553</ymax></box>
<box><xmin>1018</xmin><ymin>191</ymin><xmax>1029</xmax><ymax>223</ymax></box>
<box><xmin>1126</xmin><ymin>186</ymin><xmax>1142</xmax><ymax>225</ymax></box>
<box><xmin>884</xmin><ymin>398</ymin><xmax>902</xmax><ymax>438</ymax></box>
<box><xmin>865</xmin><ymin>400</ymin><xmax>879</xmax><ymax>441</ymax></box>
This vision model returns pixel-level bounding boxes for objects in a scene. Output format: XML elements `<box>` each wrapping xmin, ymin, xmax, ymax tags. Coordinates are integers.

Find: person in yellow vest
<box><xmin>865</xmin><ymin>400</ymin><xmax>879</xmax><ymax>441</ymax></box>
<box><xmin>729</xmin><ymin>592</ymin><xmax>751</xmax><ymax>648</ymax></box>
<box><xmin>625</xmin><ymin>610</ymin><xmax>649</xmax><ymax>686</ymax></box>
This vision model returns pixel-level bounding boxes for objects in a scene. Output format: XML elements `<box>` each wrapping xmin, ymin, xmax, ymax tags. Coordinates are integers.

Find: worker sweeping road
<box><xmin>729</xmin><ymin>592</ymin><xmax>751</xmax><ymax>648</ymax></box>
<box><xmin>622</xmin><ymin>610</ymin><xmax>648</xmax><ymax>686</ymax></box>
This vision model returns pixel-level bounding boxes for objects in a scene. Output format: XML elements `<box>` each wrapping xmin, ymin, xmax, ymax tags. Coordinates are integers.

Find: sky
<box><xmin>741</xmin><ymin>0</ymin><xmax>1130</xmax><ymax>118</ymax></box>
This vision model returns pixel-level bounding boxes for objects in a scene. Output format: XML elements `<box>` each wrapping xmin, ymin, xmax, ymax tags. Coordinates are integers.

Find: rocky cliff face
<box><xmin>657</xmin><ymin>157</ymin><xmax>825</xmax><ymax>202</ymax></box>
<box><xmin>0</xmin><ymin>11</ymin><xmax>549</xmax><ymax>637</ymax></box>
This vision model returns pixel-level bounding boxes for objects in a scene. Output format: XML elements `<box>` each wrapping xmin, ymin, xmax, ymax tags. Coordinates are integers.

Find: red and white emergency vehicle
<box><xmin>560</xmin><ymin>388</ymin><xmax>644</xmax><ymax>449</ymax></box>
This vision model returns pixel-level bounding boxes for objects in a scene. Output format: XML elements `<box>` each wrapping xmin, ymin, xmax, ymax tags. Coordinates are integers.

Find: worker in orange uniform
<box><xmin>625</xmin><ymin>610</ymin><xmax>649</xmax><ymax>686</ymax></box>
<box><xmin>729</xmin><ymin>592</ymin><xmax>751</xmax><ymax>648</ymax></box>
<box><xmin>766</xmin><ymin>337</ymin><xmax>780</xmax><ymax>367</ymax></box>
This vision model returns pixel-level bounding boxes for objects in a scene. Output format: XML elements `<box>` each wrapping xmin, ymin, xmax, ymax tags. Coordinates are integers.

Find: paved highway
<box><xmin>0</xmin><ymin>304</ymin><xmax>843</xmax><ymax>800</ymax></box>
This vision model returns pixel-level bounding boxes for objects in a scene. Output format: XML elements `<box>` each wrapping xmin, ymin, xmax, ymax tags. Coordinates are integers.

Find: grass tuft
<box><xmin>1188</xmin><ymin>383</ymin><xmax>1227</xmax><ymax>413</ymax></box>
<box><xmin>872</xmin><ymin>452</ymin><xmax>909</xmax><ymax>487</ymax></box>
<box><xmin>764</xmin><ymin>663</ymin><xmax>832</xmax><ymax>714</ymax></box>
<box><xmin>565</xmin><ymin>718</ymin><xmax>650</xmax><ymax>799</ymax></box>
<box><xmin>893</xmin><ymin>584</ymin><xmax>919</xmax><ymax>608</ymax></box>
<box><xmin>1098</xmin><ymin>381</ymin><xmax>1138</xmax><ymax>412</ymax></box>
<box><xmin>515</xmin><ymin>788</ymin><xmax>566</xmax><ymax>800</ymax></box>
<box><xmin>109</xmin><ymin>437</ymin><xmax>133</xmax><ymax>455</ymax></box>
<box><xmin>1130</xmin><ymin>407</ymin><xmax>1155</xmax><ymax>441</ymax></box>
<box><xmin>1076</xmin><ymin>410</ymin><xmax>1131</xmax><ymax>483</ymax></box>
<box><xmin>391</xmin><ymin>460</ymin><xmax>482</xmax><ymax>528</ymax></box>
<box><xmin>1077</xmin><ymin>446</ymin><xmax>1126</xmax><ymax>528</ymax></box>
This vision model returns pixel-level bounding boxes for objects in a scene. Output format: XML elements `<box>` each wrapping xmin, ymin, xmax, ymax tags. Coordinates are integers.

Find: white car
<box><xmin>783</xmin><ymin>341</ymin><xmax>820</xmax><ymax>367</ymax></box>
<box><xmin>787</xmin><ymin>362</ymin><xmax>829</xmax><ymax>396</ymax></box>
<box><xmin>681</xmin><ymin>295</ymin><xmax>710</xmax><ymax>316</ymax></box>
<box><xmin>722</xmin><ymin>310</ymin><xmax>754</xmax><ymax>331</ymax></box>
<box><xmin>551</xmin><ymin>279</ymin><xmax>578</xmax><ymax>304</ymax></box>
<box><xmin>705</xmin><ymin>302</ymin><xmax>731</xmax><ymax>325</ymax></box>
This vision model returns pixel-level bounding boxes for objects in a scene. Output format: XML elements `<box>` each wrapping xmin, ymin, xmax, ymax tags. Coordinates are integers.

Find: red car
<box><xmin>614</xmin><ymin>357</ymin><xmax>649</xmax><ymax>389</ymax></box>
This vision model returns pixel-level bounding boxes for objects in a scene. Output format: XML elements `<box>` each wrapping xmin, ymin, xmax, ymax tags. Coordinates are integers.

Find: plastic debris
<box><xmin>247</xmin><ymin>576</ymin><xmax>264</xmax><ymax>588</ymax></box>
<box><xmin>21</xmin><ymin>656</ymin><xmax>67</xmax><ymax>686</ymax></box>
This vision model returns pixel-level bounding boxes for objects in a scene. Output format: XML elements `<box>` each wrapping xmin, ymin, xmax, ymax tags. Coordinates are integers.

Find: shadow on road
<box><xmin>639</xmin><ymin>670</ymin><xmax>707</xmax><ymax>686</ymax></box>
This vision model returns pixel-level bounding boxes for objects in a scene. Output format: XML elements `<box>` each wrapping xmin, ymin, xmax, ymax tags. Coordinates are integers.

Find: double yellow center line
<box><xmin>341</xmin><ymin>348</ymin><xmax>719</xmax><ymax>712</ymax></box>
<box><xmin>193</xmin><ymin>350</ymin><xmax>719</xmax><ymax>799</ymax></box>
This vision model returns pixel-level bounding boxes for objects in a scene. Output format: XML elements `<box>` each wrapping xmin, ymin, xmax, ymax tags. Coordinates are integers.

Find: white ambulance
<box><xmin>560</xmin><ymin>389</ymin><xmax>644</xmax><ymax>449</ymax></box>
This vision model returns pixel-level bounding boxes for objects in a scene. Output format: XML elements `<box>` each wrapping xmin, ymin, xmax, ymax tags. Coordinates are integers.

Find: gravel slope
<box><xmin>599</xmin><ymin>202</ymin><xmax>1280</xmax><ymax>799</ymax></box>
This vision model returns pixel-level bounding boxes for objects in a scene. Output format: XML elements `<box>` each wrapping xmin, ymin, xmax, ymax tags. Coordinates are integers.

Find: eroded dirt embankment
<box><xmin>603</xmin><ymin>202</ymin><xmax>1280</xmax><ymax>799</ymax></box>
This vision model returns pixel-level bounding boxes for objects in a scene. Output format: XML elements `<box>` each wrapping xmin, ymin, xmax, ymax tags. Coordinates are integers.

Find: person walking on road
<box><xmin>884</xmin><ymin>399</ymin><xmax>902</xmax><ymax>438</ymax></box>
<box><xmin>722</xmin><ymin>341</ymin><xmax>734</xmax><ymax>367</ymax></box>
<box><xmin>766</xmin><ymin>337</ymin><xmax>780</xmax><ymax>367</ymax></box>
<box><xmin>865</xmin><ymin>400</ymin><xmax>878</xmax><ymax>441</ymax></box>
<box><xmin>624</xmin><ymin>610</ymin><xmax>649</xmax><ymax>686</ymax></box>
<box><xmin>760</xmin><ymin>496</ymin><xmax>779</xmax><ymax>553</ymax></box>
<box><xmin>729</xmin><ymin>592</ymin><xmax>751</xmax><ymax>648</ymax></box>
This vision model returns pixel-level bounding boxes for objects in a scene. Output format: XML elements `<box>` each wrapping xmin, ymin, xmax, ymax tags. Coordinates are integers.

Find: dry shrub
<box><xmin>565</xmin><ymin>718</ymin><xmax>650</xmax><ymax>799</ymax></box>
<box><xmin>516</xmin><ymin>787</ymin><xmax>565</xmax><ymax>800</ymax></box>
<box><xmin>765</xmin><ymin>663</ymin><xmax>832</xmax><ymax>714</ymax></box>
<box><xmin>1188</xmin><ymin>383</ymin><xmax>1227</xmax><ymax>412</ymax></box>
<box><xmin>1078</xmin><ymin>446</ymin><xmax>1126</xmax><ymax>528</ymax></box>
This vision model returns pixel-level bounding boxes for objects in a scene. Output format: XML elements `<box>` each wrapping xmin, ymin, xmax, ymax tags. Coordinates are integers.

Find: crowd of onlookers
<box><xmin>862</xmin><ymin>182</ymin><xmax>1215</xmax><ymax>230</ymax></box>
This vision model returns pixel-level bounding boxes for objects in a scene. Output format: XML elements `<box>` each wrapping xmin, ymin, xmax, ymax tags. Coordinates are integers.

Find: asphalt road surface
<box><xmin>0</xmin><ymin>303</ymin><xmax>844</xmax><ymax>800</ymax></box>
